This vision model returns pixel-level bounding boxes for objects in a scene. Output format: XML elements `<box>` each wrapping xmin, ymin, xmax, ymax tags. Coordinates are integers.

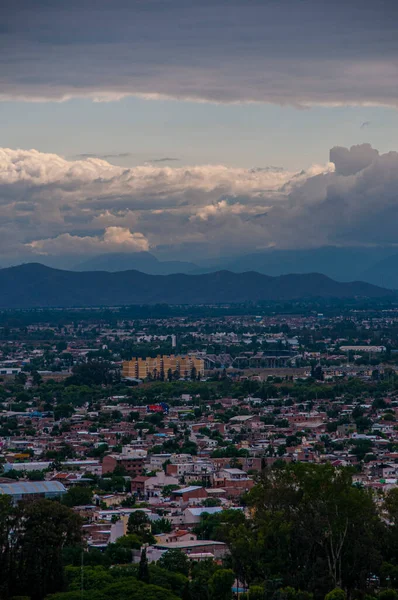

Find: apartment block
<box><xmin>122</xmin><ymin>354</ymin><xmax>205</xmax><ymax>379</ymax></box>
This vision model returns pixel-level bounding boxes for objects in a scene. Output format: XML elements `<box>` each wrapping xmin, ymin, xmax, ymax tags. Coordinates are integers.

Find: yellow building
<box><xmin>122</xmin><ymin>354</ymin><xmax>204</xmax><ymax>379</ymax></box>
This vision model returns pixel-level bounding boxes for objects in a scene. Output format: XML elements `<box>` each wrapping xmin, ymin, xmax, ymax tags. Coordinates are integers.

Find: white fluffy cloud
<box><xmin>1</xmin><ymin>143</ymin><xmax>398</xmax><ymax>262</ymax></box>
<box><xmin>27</xmin><ymin>227</ymin><xmax>149</xmax><ymax>255</ymax></box>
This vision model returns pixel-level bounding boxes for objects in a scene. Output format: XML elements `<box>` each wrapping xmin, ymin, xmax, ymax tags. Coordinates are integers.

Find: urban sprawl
<box><xmin>3</xmin><ymin>304</ymin><xmax>398</xmax><ymax>600</ymax></box>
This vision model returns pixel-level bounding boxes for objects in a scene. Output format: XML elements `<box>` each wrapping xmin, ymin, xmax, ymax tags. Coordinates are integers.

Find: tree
<box><xmin>0</xmin><ymin>496</ymin><xmax>16</xmax><ymax>599</ymax></box>
<box><xmin>189</xmin><ymin>559</ymin><xmax>219</xmax><ymax>600</ymax></box>
<box><xmin>15</xmin><ymin>372</ymin><xmax>27</xmax><ymax>385</ymax></box>
<box><xmin>350</xmin><ymin>438</ymin><xmax>374</xmax><ymax>461</ymax></box>
<box><xmin>62</xmin><ymin>486</ymin><xmax>93</xmax><ymax>507</ymax></box>
<box><xmin>26</xmin><ymin>470</ymin><xmax>45</xmax><ymax>481</ymax></box>
<box><xmin>275</xmin><ymin>588</ymin><xmax>313</xmax><ymax>600</ymax></box>
<box><xmin>138</xmin><ymin>548</ymin><xmax>150</xmax><ymax>583</ymax></box>
<box><xmin>208</xmin><ymin>568</ymin><xmax>235</xmax><ymax>600</ymax></box>
<box><xmin>114</xmin><ymin>534</ymin><xmax>141</xmax><ymax>549</ymax></box>
<box><xmin>47</xmin><ymin>578</ymin><xmax>180</xmax><ymax>600</ymax></box>
<box><xmin>182</xmin><ymin>581</ymin><xmax>192</xmax><ymax>600</ymax></box>
<box><xmin>158</xmin><ymin>549</ymin><xmax>190</xmax><ymax>576</ymax></box>
<box><xmin>378</xmin><ymin>591</ymin><xmax>398</xmax><ymax>600</ymax></box>
<box><xmin>17</xmin><ymin>499</ymin><xmax>82</xmax><ymax>600</ymax></box>
<box><xmin>202</xmin><ymin>497</ymin><xmax>221</xmax><ymax>507</ymax></box>
<box><xmin>56</xmin><ymin>341</ymin><xmax>68</xmax><ymax>353</ymax></box>
<box><xmin>223</xmin><ymin>463</ymin><xmax>383</xmax><ymax>596</ymax></box>
<box><xmin>67</xmin><ymin>360</ymin><xmax>119</xmax><ymax>387</ymax></box>
<box><xmin>152</xmin><ymin>518</ymin><xmax>172</xmax><ymax>534</ymax></box>
<box><xmin>162</xmin><ymin>484</ymin><xmax>180</xmax><ymax>497</ymax></box>
<box><xmin>325</xmin><ymin>589</ymin><xmax>346</xmax><ymax>600</ymax></box>
<box><xmin>127</xmin><ymin>510</ymin><xmax>150</xmax><ymax>535</ymax></box>
<box><xmin>32</xmin><ymin>371</ymin><xmax>43</xmax><ymax>386</ymax></box>
<box><xmin>247</xmin><ymin>585</ymin><xmax>266</xmax><ymax>600</ymax></box>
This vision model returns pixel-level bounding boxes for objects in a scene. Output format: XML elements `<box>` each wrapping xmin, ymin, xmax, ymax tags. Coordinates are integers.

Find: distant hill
<box><xmin>360</xmin><ymin>254</ymin><xmax>398</xmax><ymax>289</ymax></box>
<box><xmin>0</xmin><ymin>264</ymin><xmax>393</xmax><ymax>308</ymax></box>
<box><xmin>74</xmin><ymin>252</ymin><xmax>198</xmax><ymax>275</ymax></box>
<box><xmin>214</xmin><ymin>247</ymin><xmax>396</xmax><ymax>282</ymax></box>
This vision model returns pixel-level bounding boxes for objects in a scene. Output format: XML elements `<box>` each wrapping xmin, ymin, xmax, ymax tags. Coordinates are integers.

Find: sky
<box><xmin>1</xmin><ymin>0</ymin><xmax>398</xmax><ymax>265</ymax></box>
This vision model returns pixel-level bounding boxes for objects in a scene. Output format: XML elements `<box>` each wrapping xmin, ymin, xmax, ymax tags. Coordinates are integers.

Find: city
<box><xmin>2</xmin><ymin>0</ymin><xmax>398</xmax><ymax>599</ymax></box>
<box><xmin>2</xmin><ymin>303</ymin><xmax>398</xmax><ymax>597</ymax></box>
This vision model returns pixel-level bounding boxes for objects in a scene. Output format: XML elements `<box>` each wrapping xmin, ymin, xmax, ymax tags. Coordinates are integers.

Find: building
<box><xmin>152</xmin><ymin>540</ymin><xmax>227</xmax><ymax>560</ymax></box>
<box><xmin>0</xmin><ymin>481</ymin><xmax>66</xmax><ymax>503</ymax></box>
<box><xmin>122</xmin><ymin>354</ymin><xmax>205</xmax><ymax>379</ymax></box>
<box><xmin>170</xmin><ymin>485</ymin><xmax>208</xmax><ymax>506</ymax></box>
<box><xmin>184</xmin><ymin>506</ymin><xmax>224</xmax><ymax>525</ymax></box>
<box><xmin>340</xmin><ymin>346</ymin><xmax>386</xmax><ymax>353</ymax></box>
<box><xmin>102</xmin><ymin>447</ymin><xmax>146</xmax><ymax>476</ymax></box>
<box><xmin>213</xmin><ymin>468</ymin><xmax>255</xmax><ymax>497</ymax></box>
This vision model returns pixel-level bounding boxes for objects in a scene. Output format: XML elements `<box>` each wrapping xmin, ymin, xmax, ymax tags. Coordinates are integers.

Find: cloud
<box><xmin>149</xmin><ymin>158</ymin><xmax>180</xmax><ymax>163</ymax></box>
<box><xmin>74</xmin><ymin>153</ymin><xmax>132</xmax><ymax>160</ymax></box>
<box><xmin>1</xmin><ymin>143</ymin><xmax>398</xmax><ymax>261</ymax></box>
<box><xmin>28</xmin><ymin>227</ymin><xmax>149</xmax><ymax>255</ymax></box>
<box><xmin>329</xmin><ymin>144</ymin><xmax>379</xmax><ymax>176</ymax></box>
<box><xmin>2</xmin><ymin>0</ymin><xmax>398</xmax><ymax>107</ymax></box>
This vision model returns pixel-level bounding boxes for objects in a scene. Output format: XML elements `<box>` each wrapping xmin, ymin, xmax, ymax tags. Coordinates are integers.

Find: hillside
<box><xmin>74</xmin><ymin>252</ymin><xmax>198</xmax><ymax>275</ymax></box>
<box><xmin>0</xmin><ymin>264</ymin><xmax>393</xmax><ymax>308</ymax></box>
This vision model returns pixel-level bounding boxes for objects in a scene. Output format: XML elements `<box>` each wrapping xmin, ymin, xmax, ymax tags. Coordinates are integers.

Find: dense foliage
<box><xmin>0</xmin><ymin>498</ymin><xmax>82</xmax><ymax>600</ymax></box>
<box><xmin>2</xmin><ymin>465</ymin><xmax>398</xmax><ymax>600</ymax></box>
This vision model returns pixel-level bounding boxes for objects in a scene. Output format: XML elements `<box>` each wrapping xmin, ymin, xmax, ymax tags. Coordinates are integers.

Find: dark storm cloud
<box><xmin>1</xmin><ymin>0</ymin><xmax>398</xmax><ymax>105</ymax></box>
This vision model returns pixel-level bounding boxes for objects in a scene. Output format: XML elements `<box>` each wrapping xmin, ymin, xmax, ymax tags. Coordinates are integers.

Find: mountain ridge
<box><xmin>0</xmin><ymin>263</ymin><xmax>393</xmax><ymax>308</ymax></box>
<box><xmin>74</xmin><ymin>251</ymin><xmax>198</xmax><ymax>275</ymax></box>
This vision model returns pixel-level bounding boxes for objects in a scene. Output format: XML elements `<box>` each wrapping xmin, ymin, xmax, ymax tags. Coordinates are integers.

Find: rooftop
<box><xmin>0</xmin><ymin>481</ymin><xmax>66</xmax><ymax>496</ymax></box>
<box><xmin>172</xmin><ymin>486</ymin><xmax>203</xmax><ymax>495</ymax></box>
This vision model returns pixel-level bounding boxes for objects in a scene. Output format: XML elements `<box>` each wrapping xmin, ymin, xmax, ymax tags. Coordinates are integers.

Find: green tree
<box><xmin>158</xmin><ymin>549</ymin><xmax>190</xmax><ymax>576</ymax></box>
<box><xmin>114</xmin><ymin>534</ymin><xmax>141</xmax><ymax>549</ymax></box>
<box><xmin>17</xmin><ymin>499</ymin><xmax>82</xmax><ymax>600</ymax></box>
<box><xmin>378</xmin><ymin>591</ymin><xmax>398</xmax><ymax>600</ymax></box>
<box><xmin>248</xmin><ymin>585</ymin><xmax>266</xmax><ymax>600</ymax></box>
<box><xmin>0</xmin><ymin>496</ymin><xmax>17</xmax><ymax>599</ymax></box>
<box><xmin>208</xmin><ymin>568</ymin><xmax>235</xmax><ymax>600</ymax></box>
<box><xmin>32</xmin><ymin>370</ymin><xmax>43</xmax><ymax>386</ymax></box>
<box><xmin>325</xmin><ymin>589</ymin><xmax>346</xmax><ymax>600</ymax></box>
<box><xmin>151</xmin><ymin>518</ymin><xmax>172</xmax><ymax>534</ymax></box>
<box><xmin>225</xmin><ymin>464</ymin><xmax>383</xmax><ymax>595</ymax></box>
<box><xmin>62</xmin><ymin>486</ymin><xmax>93</xmax><ymax>507</ymax></box>
<box><xmin>127</xmin><ymin>510</ymin><xmax>150</xmax><ymax>535</ymax></box>
<box><xmin>26</xmin><ymin>470</ymin><xmax>45</xmax><ymax>481</ymax></box>
<box><xmin>138</xmin><ymin>548</ymin><xmax>150</xmax><ymax>583</ymax></box>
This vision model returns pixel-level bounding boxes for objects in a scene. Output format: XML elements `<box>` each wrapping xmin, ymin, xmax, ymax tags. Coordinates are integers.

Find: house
<box><xmin>139</xmin><ymin>472</ymin><xmax>179</xmax><ymax>499</ymax></box>
<box><xmin>131</xmin><ymin>475</ymin><xmax>149</xmax><ymax>496</ymax></box>
<box><xmin>156</xmin><ymin>530</ymin><xmax>197</xmax><ymax>544</ymax></box>
<box><xmin>170</xmin><ymin>486</ymin><xmax>208</xmax><ymax>506</ymax></box>
<box><xmin>102</xmin><ymin>447</ymin><xmax>146</xmax><ymax>476</ymax></box>
<box><xmin>213</xmin><ymin>468</ymin><xmax>254</xmax><ymax>497</ymax></box>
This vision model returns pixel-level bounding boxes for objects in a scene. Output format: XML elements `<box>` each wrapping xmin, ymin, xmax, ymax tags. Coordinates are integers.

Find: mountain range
<box><xmin>5</xmin><ymin>247</ymin><xmax>398</xmax><ymax>288</ymax></box>
<box><xmin>67</xmin><ymin>247</ymin><xmax>398</xmax><ymax>288</ymax></box>
<box><xmin>74</xmin><ymin>252</ymin><xmax>198</xmax><ymax>275</ymax></box>
<box><xmin>0</xmin><ymin>263</ymin><xmax>393</xmax><ymax>308</ymax></box>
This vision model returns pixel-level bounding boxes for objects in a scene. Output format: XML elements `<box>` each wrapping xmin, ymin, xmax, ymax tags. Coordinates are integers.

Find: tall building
<box><xmin>122</xmin><ymin>354</ymin><xmax>204</xmax><ymax>379</ymax></box>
